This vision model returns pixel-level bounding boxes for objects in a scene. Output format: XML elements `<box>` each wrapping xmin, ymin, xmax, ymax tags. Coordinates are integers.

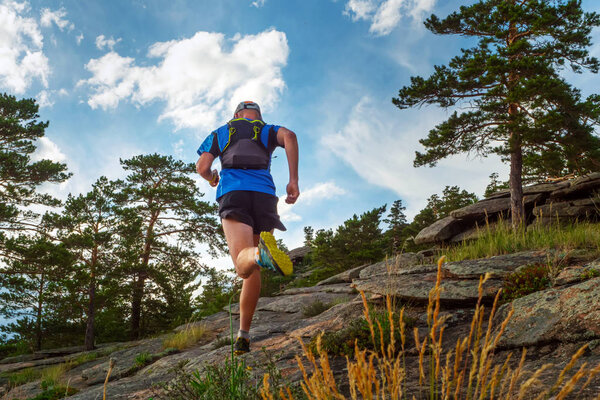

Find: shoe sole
<box><xmin>259</xmin><ymin>232</ymin><xmax>293</xmax><ymax>276</ymax></box>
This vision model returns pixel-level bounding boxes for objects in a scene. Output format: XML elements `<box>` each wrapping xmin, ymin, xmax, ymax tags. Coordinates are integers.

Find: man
<box><xmin>196</xmin><ymin>100</ymin><xmax>299</xmax><ymax>355</ymax></box>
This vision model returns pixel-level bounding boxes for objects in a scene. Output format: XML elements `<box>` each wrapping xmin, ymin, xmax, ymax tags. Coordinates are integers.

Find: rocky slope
<box><xmin>2</xmin><ymin>251</ymin><xmax>600</xmax><ymax>399</ymax></box>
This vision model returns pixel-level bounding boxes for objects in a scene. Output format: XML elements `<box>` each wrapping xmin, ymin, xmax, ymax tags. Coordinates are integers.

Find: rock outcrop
<box><xmin>415</xmin><ymin>172</ymin><xmax>600</xmax><ymax>245</ymax></box>
<box><xmin>2</xmin><ymin>252</ymin><xmax>600</xmax><ymax>399</ymax></box>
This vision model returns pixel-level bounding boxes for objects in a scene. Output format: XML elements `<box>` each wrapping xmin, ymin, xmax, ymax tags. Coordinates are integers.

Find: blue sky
<box><xmin>2</xmin><ymin>0</ymin><xmax>600</xmax><ymax>272</ymax></box>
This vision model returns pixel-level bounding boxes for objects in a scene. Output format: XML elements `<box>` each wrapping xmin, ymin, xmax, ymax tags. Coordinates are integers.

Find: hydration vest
<box><xmin>220</xmin><ymin>119</ymin><xmax>271</xmax><ymax>170</ymax></box>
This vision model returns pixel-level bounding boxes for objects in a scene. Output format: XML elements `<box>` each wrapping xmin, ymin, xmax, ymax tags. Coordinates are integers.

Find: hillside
<box><xmin>2</xmin><ymin>246</ymin><xmax>600</xmax><ymax>399</ymax></box>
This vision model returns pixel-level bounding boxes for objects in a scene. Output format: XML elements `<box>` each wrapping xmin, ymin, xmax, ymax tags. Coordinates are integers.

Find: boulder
<box><xmin>315</xmin><ymin>264</ymin><xmax>370</xmax><ymax>285</ymax></box>
<box><xmin>549</xmin><ymin>177</ymin><xmax>600</xmax><ymax>200</ymax></box>
<box><xmin>352</xmin><ymin>273</ymin><xmax>503</xmax><ymax>305</ymax></box>
<box><xmin>497</xmin><ymin>277</ymin><xmax>600</xmax><ymax>349</ymax></box>
<box><xmin>533</xmin><ymin>201</ymin><xmax>599</xmax><ymax>222</ymax></box>
<box><xmin>413</xmin><ymin>216</ymin><xmax>466</xmax><ymax>245</ymax></box>
<box><xmin>226</xmin><ymin>292</ymin><xmax>355</xmax><ymax>314</ymax></box>
<box><xmin>443</xmin><ymin>251</ymin><xmax>548</xmax><ymax>279</ymax></box>
<box><xmin>553</xmin><ymin>258</ymin><xmax>600</xmax><ymax>286</ymax></box>
<box><xmin>358</xmin><ymin>253</ymin><xmax>426</xmax><ymax>279</ymax></box>
<box><xmin>450</xmin><ymin>193</ymin><xmax>544</xmax><ymax>221</ymax></box>
<box><xmin>281</xmin><ymin>283</ymin><xmax>356</xmax><ymax>295</ymax></box>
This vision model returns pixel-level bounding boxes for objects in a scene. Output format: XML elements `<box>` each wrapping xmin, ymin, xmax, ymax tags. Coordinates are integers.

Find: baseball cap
<box><xmin>234</xmin><ymin>101</ymin><xmax>261</xmax><ymax>115</ymax></box>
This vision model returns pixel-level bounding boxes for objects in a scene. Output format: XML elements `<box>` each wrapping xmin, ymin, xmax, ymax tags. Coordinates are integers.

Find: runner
<box><xmin>196</xmin><ymin>101</ymin><xmax>299</xmax><ymax>355</ymax></box>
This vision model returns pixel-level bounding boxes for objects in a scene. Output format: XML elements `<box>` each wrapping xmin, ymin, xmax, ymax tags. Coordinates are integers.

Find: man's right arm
<box><xmin>276</xmin><ymin>127</ymin><xmax>299</xmax><ymax>204</ymax></box>
<box><xmin>197</xmin><ymin>132</ymin><xmax>220</xmax><ymax>187</ymax></box>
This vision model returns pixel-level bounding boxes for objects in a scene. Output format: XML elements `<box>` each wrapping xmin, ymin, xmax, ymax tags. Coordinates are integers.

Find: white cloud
<box><xmin>32</xmin><ymin>137</ymin><xmax>67</xmax><ymax>162</ymax></box>
<box><xmin>95</xmin><ymin>34</ymin><xmax>121</xmax><ymax>51</ymax></box>
<box><xmin>80</xmin><ymin>29</ymin><xmax>289</xmax><ymax>132</ymax></box>
<box><xmin>36</xmin><ymin>88</ymin><xmax>68</xmax><ymax>108</ymax></box>
<box><xmin>343</xmin><ymin>0</ymin><xmax>436</xmax><ymax>36</ymax></box>
<box><xmin>40</xmin><ymin>7</ymin><xmax>73</xmax><ymax>31</ymax></box>
<box><xmin>76</xmin><ymin>32</ymin><xmax>84</xmax><ymax>45</ymax></box>
<box><xmin>278</xmin><ymin>182</ymin><xmax>346</xmax><ymax>222</ymax></box>
<box><xmin>322</xmin><ymin>97</ymin><xmax>506</xmax><ymax>217</ymax></box>
<box><xmin>251</xmin><ymin>0</ymin><xmax>266</xmax><ymax>7</ymax></box>
<box><xmin>0</xmin><ymin>0</ymin><xmax>49</xmax><ymax>93</ymax></box>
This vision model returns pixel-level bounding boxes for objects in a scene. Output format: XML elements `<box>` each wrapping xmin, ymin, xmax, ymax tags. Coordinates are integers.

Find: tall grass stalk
<box><xmin>268</xmin><ymin>256</ymin><xmax>600</xmax><ymax>399</ymax></box>
<box><xmin>444</xmin><ymin>218</ymin><xmax>600</xmax><ymax>262</ymax></box>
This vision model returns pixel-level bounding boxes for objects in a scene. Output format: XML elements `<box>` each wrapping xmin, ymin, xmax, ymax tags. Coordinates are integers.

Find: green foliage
<box><xmin>307</xmin><ymin>206</ymin><xmax>387</xmax><ymax>282</ymax></box>
<box><xmin>502</xmin><ymin>264</ymin><xmax>551</xmax><ymax>302</ymax></box>
<box><xmin>4</xmin><ymin>367</ymin><xmax>40</xmax><ymax>387</ymax></box>
<box><xmin>135</xmin><ymin>352</ymin><xmax>153</xmax><ymax>367</ymax></box>
<box><xmin>155</xmin><ymin>350</ymin><xmax>303</xmax><ymax>400</ymax></box>
<box><xmin>195</xmin><ymin>268</ymin><xmax>237</xmax><ymax>318</ymax></box>
<box><xmin>27</xmin><ymin>385</ymin><xmax>78</xmax><ymax>400</ymax></box>
<box><xmin>0</xmin><ymin>93</ymin><xmax>70</xmax><ymax>234</ymax></box>
<box><xmin>484</xmin><ymin>172</ymin><xmax>509</xmax><ymax>198</ymax></box>
<box><xmin>302</xmin><ymin>300</ymin><xmax>331</xmax><ymax>318</ymax></box>
<box><xmin>0</xmin><ymin>338</ymin><xmax>30</xmax><ymax>358</ymax></box>
<box><xmin>311</xmin><ymin>309</ymin><xmax>416</xmax><ymax>357</ymax></box>
<box><xmin>581</xmin><ymin>268</ymin><xmax>600</xmax><ymax>280</ymax></box>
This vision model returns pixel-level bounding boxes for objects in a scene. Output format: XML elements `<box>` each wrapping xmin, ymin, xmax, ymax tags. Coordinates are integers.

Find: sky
<box><xmin>2</xmin><ymin>0</ymin><xmax>600</xmax><ymax>274</ymax></box>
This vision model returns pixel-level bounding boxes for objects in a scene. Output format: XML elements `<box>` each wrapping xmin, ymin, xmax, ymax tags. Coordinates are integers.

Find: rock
<box><xmin>352</xmin><ymin>273</ymin><xmax>503</xmax><ymax>305</ymax></box>
<box><xmin>358</xmin><ymin>253</ymin><xmax>426</xmax><ymax>279</ymax></box>
<box><xmin>315</xmin><ymin>264</ymin><xmax>370</xmax><ymax>285</ymax></box>
<box><xmin>443</xmin><ymin>251</ymin><xmax>548</xmax><ymax>279</ymax></box>
<box><xmin>282</xmin><ymin>284</ymin><xmax>356</xmax><ymax>295</ymax></box>
<box><xmin>497</xmin><ymin>277</ymin><xmax>600</xmax><ymax>349</ymax></box>
<box><xmin>533</xmin><ymin>201</ymin><xmax>599</xmax><ymax>222</ymax></box>
<box><xmin>450</xmin><ymin>194</ymin><xmax>544</xmax><ymax>221</ymax></box>
<box><xmin>549</xmin><ymin>177</ymin><xmax>600</xmax><ymax>200</ymax></box>
<box><xmin>414</xmin><ymin>216</ymin><xmax>466</xmax><ymax>245</ymax></box>
<box><xmin>80</xmin><ymin>337</ymin><xmax>166</xmax><ymax>385</ymax></box>
<box><xmin>449</xmin><ymin>222</ymin><xmax>492</xmax><ymax>243</ymax></box>
<box><xmin>288</xmin><ymin>246</ymin><xmax>311</xmax><ymax>264</ymax></box>
<box><xmin>226</xmin><ymin>292</ymin><xmax>355</xmax><ymax>315</ymax></box>
<box><xmin>554</xmin><ymin>259</ymin><xmax>600</xmax><ymax>286</ymax></box>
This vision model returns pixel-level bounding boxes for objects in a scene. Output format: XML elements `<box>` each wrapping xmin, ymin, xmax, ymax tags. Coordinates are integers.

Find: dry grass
<box><xmin>163</xmin><ymin>322</ymin><xmax>209</xmax><ymax>350</ymax></box>
<box><xmin>261</xmin><ymin>256</ymin><xmax>600</xmax><ymax>399</ymax></box>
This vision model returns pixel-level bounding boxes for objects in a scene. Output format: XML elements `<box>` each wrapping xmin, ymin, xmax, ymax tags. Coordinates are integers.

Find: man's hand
<box><xmin>286</xmin><ymin>181</ymin><xmax>299</xmax><ymax>204</ymax></box>
<box><xmin>209</xmin><ymin>169</ymin><xmax>219</xmax><ymax>187</ymax></box>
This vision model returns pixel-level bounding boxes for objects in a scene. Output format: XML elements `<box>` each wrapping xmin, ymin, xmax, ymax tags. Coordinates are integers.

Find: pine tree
<box><xmin>303</xmin><ymin>226</ymin><xmax>314</xmax><ymax>247</ymax></box>
<box><xmin>383</xmin><ymin>200</ymin><xmax>408</xmax><ymax>254</ymax></box>
<box><xmin>46</xmin><ymin>177</ymin><xmax>120</xmax><ymax>350</ymax></box>
<box><xmin>0</xmin><ymin>93</ymin><xmax>70</xmax><ymax>238</ymax></box>
<box><xmin>393</xmin><ymin>0</ymin><xmax>600</xmax><ymax>227</ymax></box>
<box><xmin>115</xmin><ymin>154</ymin><xmax>224</xmax><ymax>339</ymax></box>
<box><xmin>0</xmin><ymin>236</ymin><xmax>72</xmax><ymax>350</ymax></box>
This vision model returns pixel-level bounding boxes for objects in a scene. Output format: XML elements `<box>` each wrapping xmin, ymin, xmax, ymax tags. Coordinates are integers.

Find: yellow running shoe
<box><xmin>257</xmin><ymin>232</ymin><xmax>293</xmax><ymax>276</ymax></box>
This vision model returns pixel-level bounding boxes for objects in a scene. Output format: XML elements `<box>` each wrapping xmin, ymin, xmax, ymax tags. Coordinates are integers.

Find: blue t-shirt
<box><xmin>197</xmin><ymin>119</ymin><xmax>282</xmax><ymax>200</ymax></box>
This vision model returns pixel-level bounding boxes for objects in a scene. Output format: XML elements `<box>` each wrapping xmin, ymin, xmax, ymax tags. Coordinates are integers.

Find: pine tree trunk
<box><xmin>84</xmin><ymin>274</ymin><xmax>96</xmax><ymax>350</ymax></box>
<box><xmin>130</xmin><ymin>272</ymin><xmax>146</xmax><ymax>340</ymax></box>
<box><xmin>507</xmin><ymin>10</ymin><xmax>524</xmax><ymax>229</ymax></box>
<box><xmin>509</xmin><ymin>129</ymin><xmax>525</xmax><ymax>228</ymax></box>
<box><xmin>35</xmin><ymin>273</ymin><xmax>44</xmax><ymax>351</ymax></box>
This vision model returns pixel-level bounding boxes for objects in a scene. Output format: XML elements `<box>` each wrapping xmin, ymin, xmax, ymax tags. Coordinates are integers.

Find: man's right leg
<box><xmin>222</xmin><ymin>218</ymin><xmax>261</xmax><ymax>337</ymax></box>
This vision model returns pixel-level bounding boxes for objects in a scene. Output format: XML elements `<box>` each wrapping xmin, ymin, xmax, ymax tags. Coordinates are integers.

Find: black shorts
<box><xmin>217</xmin><ymin>190</ymin><xmax>286</xmax><ymax>234</ymax></box>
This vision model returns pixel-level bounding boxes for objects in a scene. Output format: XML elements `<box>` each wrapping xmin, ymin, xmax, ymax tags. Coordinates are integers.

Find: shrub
<box><xmin>28</xmin><ymin>386</ymin><xmax>78</xmax><ymax>400</ymax></box>
<box><xmin>302</xmin><ymin>300</ymin><xmax>331</xmax><ymax>318</ymax></box>
<box><xmin>502</xmin><ymin>263</ymin><xmax>551</xmax><ymax>302</ymax></box>
<box><xmin>163</xmin><ymin>323</ymin><xmax>208</xmax><ymax>350</ymax></box>
<box><xmin>135</xmin><ymin>352</ymin><xmax>153</xmax><ymax>367</ymax></box>
<box><xmin>310</xmin><ymin>306</ymin><xmax>416</xmax><ymax>357</ymax></box>
<box><xmin>4</xmin><ymin>367</ymin><xmax>40</xmax><ymax>387</ymax></box>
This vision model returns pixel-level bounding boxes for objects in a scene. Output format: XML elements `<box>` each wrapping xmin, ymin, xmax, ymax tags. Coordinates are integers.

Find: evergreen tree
<box><xmin>194</xmin><ymin>267</ymin><xmax>237</xmax><ymax>318</ymax></box>
<box><xmin>46</xmin><ymin>177</ymin><xmax>120</xmax><ymax>350</ymax></box>
<box><xmin>115</xmin><ymin>154</ymin><xmax>224</xmax><ymax>339</ymax></box>
<box><xmin>484</xmin><ymin>172</ymin><xmax>509</xmax><ymax>197</ymax></box>
<box><xmin>393</xmin><ymin>0</ymin><xmax>600</xmax><ymax>227</ymax></box>
<box><xmin>303</xmin><ymin>226</ymin><xmax>314</xmax><ymax>247</ymax></box>
<box><xmin>383</xmin><ymin>200</ymin><xmax>408</xmax><ymax>254</ymax></box>
<box><xmin>0</xmin><ymin>93</ymin><xmax>70</xmax><ymax>238</ymax></box>
<box><xmin>0</xmin><ymin>236</ymin><xmax>72</xmax><ymax>350</ymax></box>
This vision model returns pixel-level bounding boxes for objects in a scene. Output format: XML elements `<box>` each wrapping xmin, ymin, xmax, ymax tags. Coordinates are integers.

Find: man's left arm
<box><xmin>276</xmin><ymin>127</ymin><xmax>299</xmax><ymax>204</ymax></box>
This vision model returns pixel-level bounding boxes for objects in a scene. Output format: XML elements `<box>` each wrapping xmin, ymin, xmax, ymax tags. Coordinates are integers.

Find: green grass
<box><xmin>134</xmin><ymin>352</ymin><xmax>152</xmax><ymax>367</ymax></box>
<box><xmin>3</xmin><ymin>367</ymin><xmax>41</xmax><ymax>387</ymax></box>
<box><xmin>443</xmin><ymin>219</ymin><xmax>600</xmax><ymax>262</ymax></box>
<box><xmin>163</xmin><ymin>323</ymin><xmax>209</xmax><ymax>350</ymax></box>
